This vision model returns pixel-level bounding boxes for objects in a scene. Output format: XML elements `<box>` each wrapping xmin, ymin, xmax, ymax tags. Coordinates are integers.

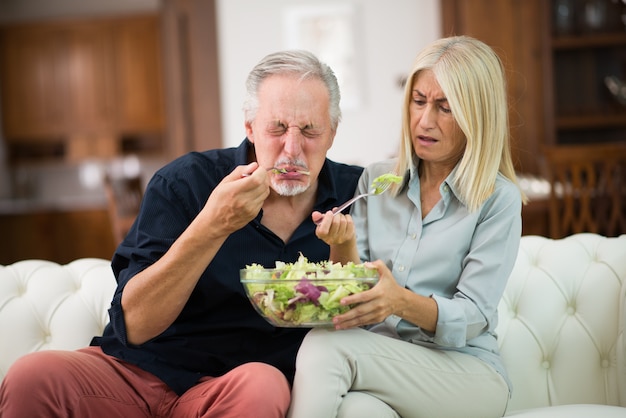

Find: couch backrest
<box><xmin>497</xmin><ymin>233</ymin><xmax>626</xmax><ymax>412</ymax></box>
<box><xmin>0</xmin><ymin>258</ymin><xmax>116</xmax><ymax>382</ymax></box>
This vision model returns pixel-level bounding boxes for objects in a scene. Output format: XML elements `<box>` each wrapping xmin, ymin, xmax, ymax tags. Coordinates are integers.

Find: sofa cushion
<box><xmin>504</xmin><ymin>404</ymin><xmax>626</xmax><ymax>417</ymax></box>
<box><xmin>0</xmin><ymin>258</ymin><xmax>115</xmax><ymax>381</ymax></box>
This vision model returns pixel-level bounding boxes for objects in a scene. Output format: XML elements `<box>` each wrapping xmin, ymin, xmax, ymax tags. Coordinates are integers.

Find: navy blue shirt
<box><xmin>91</xmin><ymin>139</ymin><xmax>363</xmax><ymax>395</ymax></box>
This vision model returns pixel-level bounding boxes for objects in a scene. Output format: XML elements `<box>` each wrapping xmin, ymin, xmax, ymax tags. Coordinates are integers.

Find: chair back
<box><xmin>542</xmin><ymin>143</ymin><xmax>626</xmax><ymax>238</ymax></box>
<box><xmin>103</xmin><ymin>174</ymin><xmax>143</xmax><ymax>244</ymax></box>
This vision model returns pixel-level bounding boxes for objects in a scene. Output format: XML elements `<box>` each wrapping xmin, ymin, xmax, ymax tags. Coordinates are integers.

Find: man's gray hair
<box><xmin>243</xmin><ymin>50</ymin><xmax>342</xmax><ymax>131</ymax></box>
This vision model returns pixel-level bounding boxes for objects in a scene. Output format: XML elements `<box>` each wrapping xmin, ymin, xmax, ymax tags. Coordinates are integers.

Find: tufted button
<box><xmin>542</xmin><ymin>360</ymin><xmax>550</xmax><ymax>369</ymax></box>
<box><xmin>602</xmin><ymin>359</ymin><xmax>610</xmax><ymax>368</ymax></box>
<box><xmin>17</xmin><ymin>284</ymin><xmax>26</xmax><ymax>297</ymax></box>
<box><xmin>566</xmin><ymin>306</ymin><xmax>575</xmax><ymax>315</ymax></box>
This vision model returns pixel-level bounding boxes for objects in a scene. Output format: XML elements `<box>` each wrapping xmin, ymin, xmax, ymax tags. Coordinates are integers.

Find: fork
<box><xmin>241</xmin><ymin>167</ymin><xmax>310</xmax><ymax>177</ymax></box>
<box><xmin>315</xmin><ymin>180</ymin><xmax>393</xmax><ymax>224</ymax></box>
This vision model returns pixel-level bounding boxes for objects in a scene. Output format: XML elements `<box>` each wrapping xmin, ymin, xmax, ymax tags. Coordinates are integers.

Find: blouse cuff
<box><xmin>431</xmin><ymin>294</ymin><xmax>467</xmax><ymax>348</ymax></box>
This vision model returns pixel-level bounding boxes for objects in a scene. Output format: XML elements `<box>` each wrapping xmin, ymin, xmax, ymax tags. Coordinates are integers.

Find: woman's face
<box><xmin>409</xmin><ymin>70</ymin><xmax>466</xmax><ymax>169</ymax></box>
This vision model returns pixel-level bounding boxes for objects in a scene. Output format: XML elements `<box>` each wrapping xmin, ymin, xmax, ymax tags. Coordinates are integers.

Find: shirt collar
<box><xmin>409</xmin><ymin>157</ymin><xmax>466</xmax><ymax>207</ymax></box>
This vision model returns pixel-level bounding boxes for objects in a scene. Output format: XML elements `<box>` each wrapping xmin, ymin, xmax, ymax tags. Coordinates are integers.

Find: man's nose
<box><xmin>283</xmin><ymin>126</ymin><xmax>304</xmax><ymax>155</ymax></box>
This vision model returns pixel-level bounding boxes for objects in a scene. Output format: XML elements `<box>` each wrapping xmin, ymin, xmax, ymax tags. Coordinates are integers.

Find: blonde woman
<box><xmin>290</xmin><ymin>36</ymin><xmax>527</xmax><ymax>418</ymax></box>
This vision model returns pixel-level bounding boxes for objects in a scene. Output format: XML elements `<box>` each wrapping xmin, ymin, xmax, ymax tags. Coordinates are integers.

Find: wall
<box><xmin>216</xmin><ymin>0</ymin><xmax>441</xmax><ymax>166</ymax></box>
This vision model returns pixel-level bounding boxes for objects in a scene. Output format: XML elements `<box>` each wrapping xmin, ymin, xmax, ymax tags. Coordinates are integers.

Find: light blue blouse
<box><xmin>351</xmin><ymin>158</ymin><xmax>522</xmax><ymax>391</ymax></box>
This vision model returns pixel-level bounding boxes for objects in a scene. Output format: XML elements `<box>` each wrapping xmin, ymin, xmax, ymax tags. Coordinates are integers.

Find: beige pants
<box><xmin>287</xmin><ymin>328</ymin><xmax>509</xmax><ymax>418</ymax></box>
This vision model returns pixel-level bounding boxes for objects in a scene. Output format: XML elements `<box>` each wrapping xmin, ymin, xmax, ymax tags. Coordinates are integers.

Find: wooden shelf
<box><xmin>556</xmin><ymin>113</ymin><xmax>626</xmax><ymax>130</ymax></box>
<box><xmin>552</xmin><ymin>32</ymin><xmax>626</xmax><ymax>49</ymax></box>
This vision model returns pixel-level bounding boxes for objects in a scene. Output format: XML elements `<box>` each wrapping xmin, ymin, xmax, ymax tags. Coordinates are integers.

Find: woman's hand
<box><xmin>332</xmin><ymin>259</ymin><xmax>438</xmax><ymax>331</ymax></box>
<box><xmin>312</xmin><ymin>210</ymin><xmax>355</xmax><ymax>245</ymax></box>
<box><xmin>332</xmin><ymin>260</ymin><xmax>402</xmax><ymax>329</ymax></box>
<box><xmin>312</xmin><ymin>211</ymin><xmax>359</xmax><ymax>264</ymax></box>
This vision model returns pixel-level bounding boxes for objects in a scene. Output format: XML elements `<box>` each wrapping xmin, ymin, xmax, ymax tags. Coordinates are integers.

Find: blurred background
<box><xmin>0</xmin><ymin>0</ymin><xmax>625</xmax><ymax>263</ymax></box>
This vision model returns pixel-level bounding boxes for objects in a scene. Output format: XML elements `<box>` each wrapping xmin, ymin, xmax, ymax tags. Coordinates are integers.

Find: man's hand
<box><xmin>199</xmin><ymin>162</ymin><xmax>270</xmax><ymax>238</ymax></box>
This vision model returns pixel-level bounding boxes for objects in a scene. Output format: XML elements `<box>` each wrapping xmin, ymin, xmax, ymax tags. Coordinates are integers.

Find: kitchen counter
<box><xmin>0</xmin><ymin>194</ymin><xmax>108</xmax><ymax>215</ymax></box>
<box><xmin>0</xmin><ymin>155</ymin><xmax>166</xmax><ymax>264</ymax></box>
<box><xmin>0</xmin><ymin>155</ymin><xmax>165</xmax><ymax>215</ymax></box>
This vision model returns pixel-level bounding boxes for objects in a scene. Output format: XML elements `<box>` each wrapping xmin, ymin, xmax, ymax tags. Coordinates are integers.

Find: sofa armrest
<box><xmin>497</xmin><ymin>233</ymin><xmax>626</xmax><ymax>412</ymax></box>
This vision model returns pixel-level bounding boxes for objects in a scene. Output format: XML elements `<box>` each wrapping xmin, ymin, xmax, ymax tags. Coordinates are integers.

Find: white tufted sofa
<box><xmin>1</xmin><ymin>234</ymin><xmax>626</xmax><ymax>417</ymax></box>
<box><xmin>0</xmin><ymin>258</ymin><xmax>116</xmax><ymax>382</ymax></box>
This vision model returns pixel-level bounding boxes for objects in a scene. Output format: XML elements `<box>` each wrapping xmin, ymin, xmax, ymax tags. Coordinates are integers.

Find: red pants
<box><xmin>0</xmin><ymin>346</ymin><xmax>290</xmax><ymax>418</ymax></box>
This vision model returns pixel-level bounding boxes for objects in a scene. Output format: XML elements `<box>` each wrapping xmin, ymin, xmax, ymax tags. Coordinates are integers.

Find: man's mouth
<box><xmin>272</xmin><ymin>167</ymin><xmax>310</xmax><ymax>176</ymax></box>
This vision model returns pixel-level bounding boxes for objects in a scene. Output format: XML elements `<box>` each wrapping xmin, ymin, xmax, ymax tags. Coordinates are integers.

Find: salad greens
<box><xmin>241</xmin><ymin>254</ymin><xmax>378</xmax><ymax>327</ymax></box>
<box><xmin>371</xmin><ymin>173</ymin><xmax>402</xmax><ymax>194</ymax></box>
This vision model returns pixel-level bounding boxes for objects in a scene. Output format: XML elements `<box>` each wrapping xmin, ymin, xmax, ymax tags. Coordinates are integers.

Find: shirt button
<box><xmin>397</xmin><ymin>265</ymin><xmax>405</xmax><ymax>272</ymax></box>
<box><xmin>410</xmin><ymin>233</ymin><xmax>417</xmax><ymax>240</ymax></box>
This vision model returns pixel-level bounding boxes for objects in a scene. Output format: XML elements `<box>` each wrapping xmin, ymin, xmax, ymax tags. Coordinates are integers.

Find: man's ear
<box><xmin>327</xmin><ymin>129</ymin><xmax>336</xmax><ymax>150</ymax></box>
<box><xmin>245</xmin><ymin>121</ymin><xmax>254</xmax><ymax>143</ymax></box>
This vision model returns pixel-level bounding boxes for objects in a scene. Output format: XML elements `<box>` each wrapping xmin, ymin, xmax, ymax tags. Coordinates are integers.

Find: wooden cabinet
<box><xmin>542</xmin><ymin>1</ymin><xmax>626</xmax><ymax>146</ymax></box>
<box><xmin>0</xmin><ymin>26</ymin><xmax>72</xmax><ymax>139</ymax></box>
<box><xmin>441</xmin><ymin>0</ymin><xmax>626</xmax><ymax>164</ymax></box>
<box><xmin>441</xmin><ymin>0</ymin><xmax>626</xmax><ymax>237</ymax></box>
<box><xmin>0</xmin><ymin>14</ymin><xmax>165</xmax><ymax>159</ymax></box>
<box><xmin>67</xmin><ymin>22</ymin><xmax>116</xmax><ymax>136</ymax></box>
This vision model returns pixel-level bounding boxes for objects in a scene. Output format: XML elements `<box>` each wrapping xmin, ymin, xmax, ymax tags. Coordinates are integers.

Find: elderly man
<box><xmin>0</xmin><ymin>50</ymin><xmax>362</xmax><ymax>418</ymax></box>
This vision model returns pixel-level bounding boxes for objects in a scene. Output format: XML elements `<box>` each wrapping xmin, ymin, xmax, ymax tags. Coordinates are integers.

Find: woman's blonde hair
<box><xmin>393</xmin><ymin>35</ymin><xmax>526</xmax><ymax>211</ymax></box>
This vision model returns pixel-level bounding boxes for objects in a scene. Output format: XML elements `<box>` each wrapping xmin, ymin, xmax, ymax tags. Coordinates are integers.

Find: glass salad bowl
<box><xmin>240</xmin><ymin>255</ymin><xmax>378</xmax><ymax>327</ymax></box>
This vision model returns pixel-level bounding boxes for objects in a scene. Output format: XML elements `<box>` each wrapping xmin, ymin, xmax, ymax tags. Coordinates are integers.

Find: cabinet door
<box><xmin>66</xmin><ymin>22</ymin><xmax>116</xmax><ymax>135</ymax></box>
<box><xmin>0</xmin><ymin>15</ymin><xmax>167</xmax><ymax>159</ymax></box>
<box><xmin>0</xmin><ymin>27</ymin><xmax>71</xmax><ymax>139</ymax></box>
<box><xmin>0</xmin><ymin>22</ymin><xmax>115</xmax><ymax>140</ymax></box>
<box><xmin>113</xmin><ymin>16</ymin><xmax>165</xmax><ymax>134</ymax></box>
